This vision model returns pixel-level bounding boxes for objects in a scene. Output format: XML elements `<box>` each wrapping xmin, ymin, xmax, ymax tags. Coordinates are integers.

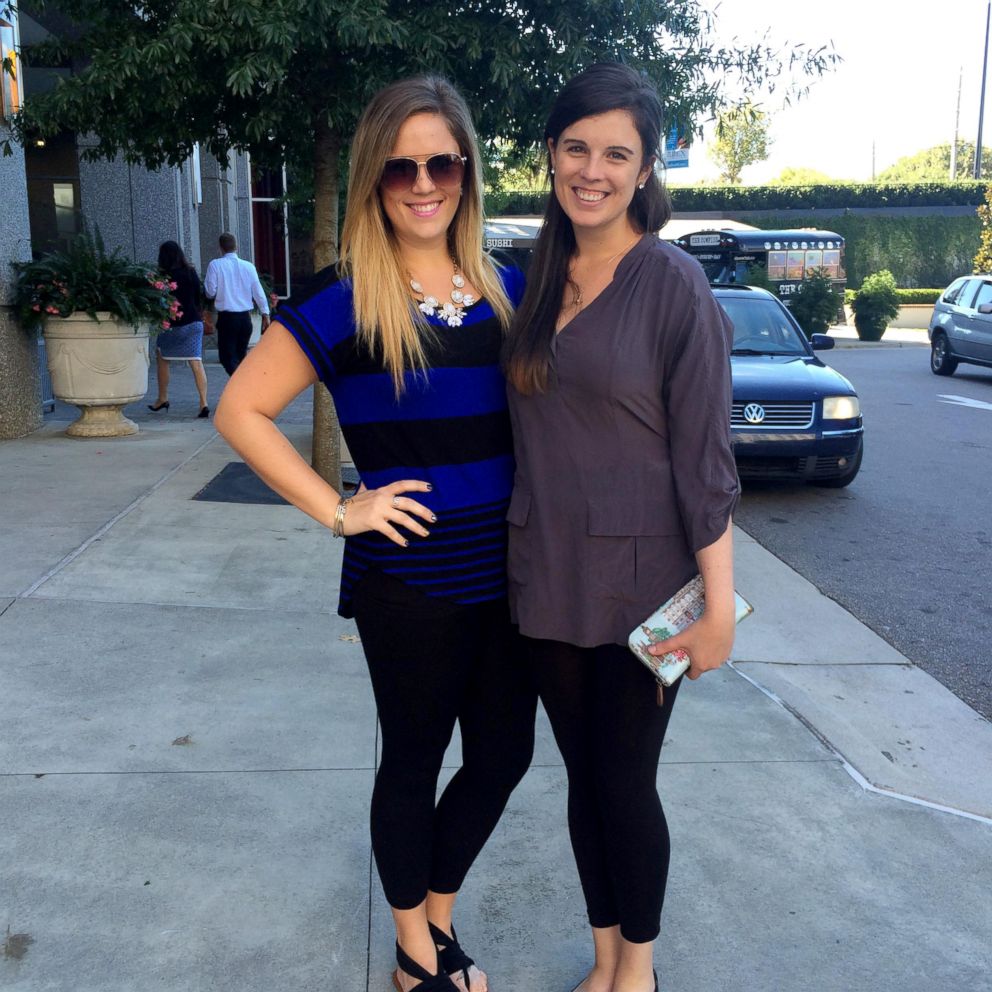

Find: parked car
<box><xmin>928</xmin><ymin>275</ymin><xmax>992</xmax><ymax>376</ymax></box>
<box><xmin>482</xmin><ymin>223</ymin><xmax>864</xmax><ymax>486</ymax></box>
<box><xmin>715</xmin><ymin>285</ymin><xmax>863</xmax><ymax>486</ymax></box>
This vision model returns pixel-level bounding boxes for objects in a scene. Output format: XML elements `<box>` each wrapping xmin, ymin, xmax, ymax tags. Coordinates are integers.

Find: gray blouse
<box><xmin>506</xmin><ymin>234</ymin><xmax>740</xmax><ymax>647</ymax></box>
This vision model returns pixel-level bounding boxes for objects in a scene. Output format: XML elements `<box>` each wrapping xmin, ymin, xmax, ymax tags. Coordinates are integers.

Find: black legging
<box><xmin>352</xmin><ymin>569</ymin><xmax>537</xmax><ymax>909</ymax></box>
<box><xmin>528</xmin><ymin>637</ymin><xmax>682</xmax><ymax>944</ymax></box>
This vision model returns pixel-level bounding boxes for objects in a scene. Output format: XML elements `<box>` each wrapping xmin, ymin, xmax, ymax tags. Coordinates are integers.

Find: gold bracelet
<box><xmin>332</xmin><ymin>497</ymin><xmax>351</xmax><ymax>538</ymax></box>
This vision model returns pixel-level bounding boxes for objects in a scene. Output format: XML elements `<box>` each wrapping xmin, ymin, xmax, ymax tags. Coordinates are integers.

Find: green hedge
<box><xmin>843</xmin><ymin>288</ymin><xmax>941</xmax><ymax>305</ymax></box>
<box><xmin>485</xmin><ymin>181</ymin><xmax>987</xmax><ymax>216</ymax></box>
<box><xmin>895</xmin><ymin>288</ymin><xmax>941</xmax><ymax>304</ymax></box>
<box><xmin>669</xmin><ymin>181</ymin><xmax>986</xmax><ymax>211</ymax></box>
<box><xmin>738</xmin><ymin>213</ymin><xmax>979</xmax><ymax>288</ymax></box>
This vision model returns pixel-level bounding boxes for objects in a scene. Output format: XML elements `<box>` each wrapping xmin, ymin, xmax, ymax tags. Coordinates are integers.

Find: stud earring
<box><xmin>550</xmin><ymin>167</ymin><xmax>555</xmax><ymax>174</ymax></box>
<box><xmin>638</xmin><ymin>182</ymin><xmax>645</xmax><ymax>189</ymax></box>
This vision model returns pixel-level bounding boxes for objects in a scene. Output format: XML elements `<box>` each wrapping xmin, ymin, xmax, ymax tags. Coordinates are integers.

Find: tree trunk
<box><xmin>310</xmin><ymin>117</ymin><xmax>343</xmax><ymax>492</ymax></box>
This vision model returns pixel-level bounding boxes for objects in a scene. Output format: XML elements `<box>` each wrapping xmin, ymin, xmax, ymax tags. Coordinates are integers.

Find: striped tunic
<box><xmin>276</xmin><ymin>264</ymin><xmax>525</xmax><ymax>617</ymax></box>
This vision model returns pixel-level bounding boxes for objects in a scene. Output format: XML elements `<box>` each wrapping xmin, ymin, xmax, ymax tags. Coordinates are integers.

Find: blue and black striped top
<box><xmin>276</xmin><ymin>264</ymin><xmax>526</xmax><ymax>617</ymax></box>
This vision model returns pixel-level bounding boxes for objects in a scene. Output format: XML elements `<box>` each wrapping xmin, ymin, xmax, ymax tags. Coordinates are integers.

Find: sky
<box><xmin>674</xmin><ymin>0</ymin><xmax>992</xmax><ymax>184</ymax></box>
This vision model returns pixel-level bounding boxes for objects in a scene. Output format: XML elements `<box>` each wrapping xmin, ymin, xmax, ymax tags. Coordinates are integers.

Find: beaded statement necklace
<box><xmin>410</xmin><ymin>263</ymin><xmax>477</xmax><ymax>327</ymax></box>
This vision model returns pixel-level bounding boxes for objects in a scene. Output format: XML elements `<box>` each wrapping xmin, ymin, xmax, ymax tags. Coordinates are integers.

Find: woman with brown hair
<box><xmin>503</xmin><ymin>63</ymin><xmax>740</xmax><ymax>992</ymax></box>
<box><xmin>148</xmin><ymin>240</ymin><xmax>209</xmax><ymax>417</ymax></box>
<box><xmin>216</xmin><ymin>76</ymin><xmax>535</xmax><ymax>992</ymax></box>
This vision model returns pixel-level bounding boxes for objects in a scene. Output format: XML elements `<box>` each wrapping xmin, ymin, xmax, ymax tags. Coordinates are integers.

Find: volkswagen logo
<box><xmin>743</xmin><ymin>403</ymin><xmax>766</xmax><ymax>425</ymax></box>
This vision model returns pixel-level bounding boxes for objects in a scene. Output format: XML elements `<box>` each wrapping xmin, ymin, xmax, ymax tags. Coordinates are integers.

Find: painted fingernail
<box><xmin>404</xmin><ymin>539</ymin><xmax>409</xmax><ymax>547</ymax></box>
<box><xmin>426</xmin><ymin>484</ymin><xmax>433</xmax><ymax>491</ymax></box>
<box><xmin>430</xmin><ymin>514</ymin><xmax>437</xmax><ymax>522</ymax></box>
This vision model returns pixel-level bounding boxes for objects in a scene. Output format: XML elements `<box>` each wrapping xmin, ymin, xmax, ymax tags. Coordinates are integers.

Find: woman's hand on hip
<box><xmin>646</xmin><ymin>610</ymin><xmax>736</xmax><ymax>680</ymax></box>
<box><xmin>342</xmin><ymin>479</ymin><xmax>434</xmax><ymax>546</ymax></box>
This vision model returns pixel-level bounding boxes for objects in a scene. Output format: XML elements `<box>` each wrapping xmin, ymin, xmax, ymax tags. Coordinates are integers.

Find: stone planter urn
<box><xmin>42</xmin><ymin>311</ymin><xmax>150</xmax><ymax>437</ymax></box>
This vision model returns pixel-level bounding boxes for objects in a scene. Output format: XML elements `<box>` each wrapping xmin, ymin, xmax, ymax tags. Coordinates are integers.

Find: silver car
<box><xmin>928</xmin><ymin>276</ymin><xmax>992</xmax><ymax>376</ymax></box>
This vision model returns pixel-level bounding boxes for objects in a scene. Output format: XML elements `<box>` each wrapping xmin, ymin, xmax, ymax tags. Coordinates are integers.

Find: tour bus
<box><xmin>670</xmin><ymin>228</ymin><xmax>846</xmax><ymax>303</ymax></box>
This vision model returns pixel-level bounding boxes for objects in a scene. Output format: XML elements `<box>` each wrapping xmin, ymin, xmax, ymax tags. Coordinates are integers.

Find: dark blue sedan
<box><xmin>715</xmin><ymin>285</ymin><xmax>863</xmax><ymax>486</ymax></box>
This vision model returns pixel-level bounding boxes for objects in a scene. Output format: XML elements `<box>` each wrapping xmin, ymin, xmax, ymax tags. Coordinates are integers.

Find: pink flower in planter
<box><xmin>154</xmin><ymin>281</ymin><xmax>165</xmax><ymax>290</ymax></box>
<box><xmin>161</xmin><ymin>321</ymin><xmax>170</xmax><ymax>329</ymax></box>
<box><xmin>45</xmin><ymin>305</ymin><xmax>59</xmax><ymax>314</ymax></box>
<box><xmin>169</xmin><ymin>281</ymin><xmax>178</xmax><ymax>290</ymax></box>
<box><xmin>32</xmin><ymin>304</ymin><xmax>41</xmax><ymax>312</ymax></box>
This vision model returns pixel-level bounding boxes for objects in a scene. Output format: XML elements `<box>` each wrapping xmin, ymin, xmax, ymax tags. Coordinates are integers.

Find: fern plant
<box><xmin>12</xmin><ymin>228</ymin><xmax>179</xmax><ymax>333</ymax></box>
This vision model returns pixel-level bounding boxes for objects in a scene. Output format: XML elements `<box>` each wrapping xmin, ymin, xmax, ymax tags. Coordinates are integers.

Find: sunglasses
<box><xmin>380</xmin><ymin>153</ymin><xmax>467</xmax><ymax>192</ymax></box>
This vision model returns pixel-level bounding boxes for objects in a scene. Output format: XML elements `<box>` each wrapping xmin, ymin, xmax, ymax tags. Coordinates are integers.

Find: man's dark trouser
<box><xmin>215</xmin><ymin>310</ymin><xmax>253</xmax><ymax>377</ymax></box>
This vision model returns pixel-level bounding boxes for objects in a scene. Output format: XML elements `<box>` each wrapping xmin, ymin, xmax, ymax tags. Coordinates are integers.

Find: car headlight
<box><xmin>823</xmin><ymin>395</ymin><xmax>861</xmax><ymax>420</ymax></box>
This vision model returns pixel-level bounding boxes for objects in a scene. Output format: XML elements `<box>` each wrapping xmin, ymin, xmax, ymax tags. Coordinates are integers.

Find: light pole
<box><xmin>976</xmin><ymin>1</ymin><xmax>991</xmax><ymax>179</ymax></box>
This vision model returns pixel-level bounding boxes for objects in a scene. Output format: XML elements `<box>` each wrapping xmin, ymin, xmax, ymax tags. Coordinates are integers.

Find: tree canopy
<box><xmin>878</xmin><ymin>143</ymin><xmax>992</xmax><ymax>182</ymax></box>
<box><xmin>767</xmin><ymin>166</ymin><xmax>837</xmax><ymax>185</ymax></box>
<box><xmin>708</xmin><ymin>103</ymin><xmax>772</xmax><ymax>184</ymax></box>
<box><xmin>5</xmin><ymin>0</ymin><xmax>838</xmax><ymax>480</ymax></box>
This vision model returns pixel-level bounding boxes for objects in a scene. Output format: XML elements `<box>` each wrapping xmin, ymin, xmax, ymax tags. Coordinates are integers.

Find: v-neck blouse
<box><xmin>505</xmin><ymin>234</ymin><xmax>740</xmax><ymax>647</ymax></box>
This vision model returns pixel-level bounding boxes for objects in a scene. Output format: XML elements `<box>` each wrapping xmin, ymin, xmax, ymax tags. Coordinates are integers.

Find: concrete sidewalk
<box><xmin>2</xmin><ymin>401</ymin><xmax>991</xmax><ymax>992</ymax></box>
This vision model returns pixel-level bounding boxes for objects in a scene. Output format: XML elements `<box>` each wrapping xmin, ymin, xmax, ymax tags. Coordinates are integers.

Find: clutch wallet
<box><xmin>627</xmin><ymin>575</ymin><xmax>753</xmax><ymax>687</ymax></box>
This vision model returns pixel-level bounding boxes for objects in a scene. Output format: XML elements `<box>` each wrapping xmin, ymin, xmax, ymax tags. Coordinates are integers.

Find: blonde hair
<box><xmin>339</xmin><ymin>76</ymin><xmax>513</xmax><ymax>392</ymax></box>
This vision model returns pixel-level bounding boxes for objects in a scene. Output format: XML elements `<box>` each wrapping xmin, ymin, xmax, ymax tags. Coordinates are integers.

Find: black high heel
<box><xmin>197</xmin><ymin>406</ymin><xmax>210</xmax><ymax>418</ymax></box>
<box><xmin>428</xmin><ymin>923</ymin><xmax>479</xmax><ymax>989</ymax></box>
<box><xmin>392</xmin><ymin>943</ymin><xmax>457</xmax><ymax>992</ymax></box>
<box><xmin>148</xmin><ymin>400</ymin><xmax>169</xmax><ymax>412</ymax></box>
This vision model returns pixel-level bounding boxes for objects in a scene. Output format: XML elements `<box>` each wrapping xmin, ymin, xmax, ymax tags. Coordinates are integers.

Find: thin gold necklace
<box><xmin>567</xmin><ymin>234</ymin><xmax>642</xmax><ymax>311</ymax></box>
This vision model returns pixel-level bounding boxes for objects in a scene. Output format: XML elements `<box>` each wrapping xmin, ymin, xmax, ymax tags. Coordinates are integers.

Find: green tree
<box><xmin>767</xmin><ymin>166</ymin><xmax>835</xmax><ymax>185</ymax></box>
<box><xmin>974</xmin><ymin>185</ymin><xmax>992</xmax><ymax>272</ymax></box>
<box><xmin>709</xmin><ymin>103</ymin><xmax>772</xmax><ymax>183</ymax></box>
<box><xmin>878</xmin><ymin>143</ymin><xmax>992</xmax><ymax>182</ymax></box>
<box><xmin>5</xmin><ymin>0</ymin><xmax>836</xmax><ymax>479</ymax></box>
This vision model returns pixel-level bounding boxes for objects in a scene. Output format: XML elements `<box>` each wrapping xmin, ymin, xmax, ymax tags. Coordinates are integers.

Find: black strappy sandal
<box><xmin>428</xmin><ymin>923</ymin><xmax>480</xmax><ymax>990</ymax></box>
<box><xmin>392</xmin><ymin>942</ymin><xmax>458</xmax><ymax>992</ymax></box>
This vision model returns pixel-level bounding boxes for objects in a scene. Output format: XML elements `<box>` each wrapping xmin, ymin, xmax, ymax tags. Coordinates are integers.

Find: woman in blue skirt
<box><xmin>149</xmin><ymin>240</ymin><xmax>210</xmax><ymax>418</ymax></box>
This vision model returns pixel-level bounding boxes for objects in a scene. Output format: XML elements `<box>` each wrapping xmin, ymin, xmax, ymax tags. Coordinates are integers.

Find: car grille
<box><xmin>731</xmin><ymin>401</ymin><xmax>815</xmax><ymax>429</ymax></box>
<box><xmin>735</xmin><ymin>456</ymin><xmax>803</xmax><ymax>479</ymax></box>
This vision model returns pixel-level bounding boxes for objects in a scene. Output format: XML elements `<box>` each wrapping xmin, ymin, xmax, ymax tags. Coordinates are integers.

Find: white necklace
<box><xmin>410</xmin><ymin>263</ymin><xmax>477</xmax><ymax>327</ymax></box>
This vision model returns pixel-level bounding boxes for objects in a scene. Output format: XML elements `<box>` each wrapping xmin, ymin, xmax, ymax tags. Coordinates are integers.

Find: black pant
<box><xmin>352</xmin><ymin>569</ymin><xmax>537</xmax><ymax>910</ymax></box>
<box><xmin>528</xmin><ymin>637</ymin><xmax>682</xmax><ymax>944</ymax></box>
<box><xmin>215</xmin><ymin>310</ymin><xmax>253</xmax><ymax>376</ymax></box>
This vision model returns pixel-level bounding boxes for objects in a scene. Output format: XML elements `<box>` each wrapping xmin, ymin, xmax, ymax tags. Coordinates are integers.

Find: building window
<box><xmin>250</xmin><ymin>164</ymin><xmax>289</xmax><ymax>298</ymax></box>
<box><xmin>0</xmin><ymin>17</ymin><xmax>20</xmax><ymax>120</ymax></box>
<box><xmin>25</xmin><ymin>132</ymin><xmax>81</xmax><ymax>254</ymax></box>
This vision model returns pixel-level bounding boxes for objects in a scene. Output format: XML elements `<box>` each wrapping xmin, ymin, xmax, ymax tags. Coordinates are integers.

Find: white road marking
<box><xmin>938</xmin><ymin>394</ymin><xmax>992</xmax><ymax>412</ymax></box>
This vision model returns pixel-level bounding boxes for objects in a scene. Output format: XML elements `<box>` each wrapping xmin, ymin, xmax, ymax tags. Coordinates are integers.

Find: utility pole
<box><xmin>952</xmin><ymin>66</ymin><xmax>963</xmax><ymax>180</ymax></box>
<box><xmin>871</xmin><ymin>140</ymin><xmax>876</xmax><ymax>181</ymax></box>
<box><xmin>976</xmin><ymin>1</ymin><xmax>991</xmax><ymax>179</ymax></box>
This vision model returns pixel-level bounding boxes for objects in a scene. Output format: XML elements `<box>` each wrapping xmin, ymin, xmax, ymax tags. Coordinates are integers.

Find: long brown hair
<box><xmin>340</xmin><ymin>76</ymin><xmax>513</xmax><ymax>392</ymax></box>
<box><xmin>504</xmin><ymin>63</ymin><xmax>672</xmax><ymax>395</ymax></box>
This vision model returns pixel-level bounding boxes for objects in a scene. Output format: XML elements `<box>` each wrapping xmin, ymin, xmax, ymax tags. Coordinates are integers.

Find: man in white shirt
<box><xmin>203</xmin><ymin>233</ymin><xmax>271</xmax><ymax>376</ymax></box>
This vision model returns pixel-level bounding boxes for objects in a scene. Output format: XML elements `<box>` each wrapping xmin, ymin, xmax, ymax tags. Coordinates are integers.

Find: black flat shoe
<box><xmin>197</xmin><ymin>406</ymin><xmax>210</xmax><ymax>418</ymax></box>
<box><xmin>148</xmin><ymin>401</ymin><xmax>169</xmax><ymax>412</ymax></box>
<box><xmin>428</xmin><ymin>923</ymin><xmax>479</xmax><ymax>989</ymax></box>
<box><xmin>392</xmin><ymin>942</ymin><xmax>458</xmax><ymax>992</ymax></box>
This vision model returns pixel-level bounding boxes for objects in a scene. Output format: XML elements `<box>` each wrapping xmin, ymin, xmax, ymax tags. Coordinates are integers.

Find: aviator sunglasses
<box><xmin>380</xmin><ymin>153</ymin><xmax>467</xmax><ymax>192</ymax></box>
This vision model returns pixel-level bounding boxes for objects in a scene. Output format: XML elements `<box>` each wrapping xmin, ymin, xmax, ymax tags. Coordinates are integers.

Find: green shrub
<box><xmin>851</xmin><ymin>270</ymin><xmax>901</xmax><ymax>341</ymax></box>
<box><xmin>789</xmin><ymin>269</ymin><xmax>843</xmax><ymax>338</ymax></box>
<box><xmin>895</xmin><ymin>288</ymin><xmax>941</xmax><ymax>304</ymax></box>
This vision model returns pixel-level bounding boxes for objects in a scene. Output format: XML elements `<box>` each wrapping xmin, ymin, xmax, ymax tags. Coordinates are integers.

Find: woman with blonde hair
<box><xmin>216</xmin><ymin>76</ymin><xmax>535</xmax><ymax>992</ymax></box>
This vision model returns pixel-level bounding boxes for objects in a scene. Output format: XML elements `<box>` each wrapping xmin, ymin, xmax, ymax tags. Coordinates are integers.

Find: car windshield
<box><xmin>720</xmin><ymin>297</ymin><xmax>809</xmax><ymax>355</ymax></box>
